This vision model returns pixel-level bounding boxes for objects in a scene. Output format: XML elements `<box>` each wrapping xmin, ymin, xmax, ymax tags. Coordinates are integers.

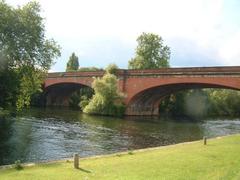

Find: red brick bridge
<box><xmin>44</xmin><ymin>66</ymin><xmax>240</xmax><ymax>115</ymax></box>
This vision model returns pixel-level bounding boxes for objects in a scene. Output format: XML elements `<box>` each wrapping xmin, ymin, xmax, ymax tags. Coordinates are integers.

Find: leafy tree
<box><xmin>68</xmin><ymin>87</ymin><xmax>94</xmax><ymax>109</ymax></box>
<box><xmin>206</xmin><ymin>89</ymin><xmax>240</xmax><ymax>116</ymax></box>
<box><xmin>105</xmin><ymin>63</ymin><xmax>118</xmax><ymax>75</ymax></box>
<box><xmin>83</xmin><ymin>64</ymin><xmax>125</xmax><ymax>116</ymax></box>
<box><xmin>0</xmin><ymin>69</ymin><xmax>19</xmax><ymax>107</ymax></box>
<box><xmin>79</xmin><ymin>95</ymin><xmax>90</xmax><ymax>110</ymax></box>
<box><xmin>160</xmin><ymin>88</ymin><xmax>240</xmax><ymax>118</ymax></box>
<box><xmin>128</xmin><ymin>32</ymin><xmax>170</xmax><ymax>69</ymax></box>
<box><xmin>0</xmin><ymin>1</ymin><xmax>60</xmax><ymax>110</ymax></box>
<box><xmin>0</xmin><ymin>1</ymin><xmax>60</xmax><ymax>71</ymax></box>
<box><xmin>66</xmin><ymin>53</ymin><xmax>79</xmax><ymax>71</ymax></box>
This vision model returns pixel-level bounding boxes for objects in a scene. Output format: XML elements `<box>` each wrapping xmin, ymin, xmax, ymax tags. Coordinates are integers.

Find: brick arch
<box><xmin>44</xmin><ymin>67</ymin><xmax>240</xmax><ymax>115</ymax></box>
<box><xmin>124</xmin><ymin>76</ymin><xmax>240</xmax><ymax>104</ymax></box>
<box><xmin>44</xmin><ymin>82</ymin><xmax>93</xmax><ymax>107</ymax></box>
<box><xmin>125</xmin><ymin>80</ymin><xmax>240</xmax><ymax>116</ymax></box>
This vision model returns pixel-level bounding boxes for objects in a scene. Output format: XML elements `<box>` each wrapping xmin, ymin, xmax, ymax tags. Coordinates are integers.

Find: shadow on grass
<box><xmin>77</xmin><ymin>167</ymin><xmax>92</xmax><ymax>173</ymax></box>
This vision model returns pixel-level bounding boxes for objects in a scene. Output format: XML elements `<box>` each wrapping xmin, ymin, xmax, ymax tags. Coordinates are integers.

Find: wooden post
<box><xmin>203</xmin><ymin>136</ymin><xmax>207</xmax><ymax>145</ymax></box>
<box><xmin>74</xmin><ymin>153</ymin><xmax>79</xmax><ymax>169</ymax></box>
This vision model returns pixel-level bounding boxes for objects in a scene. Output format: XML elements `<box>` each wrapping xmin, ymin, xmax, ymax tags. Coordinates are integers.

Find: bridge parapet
<box><xmin>47</xmin><ymin>71</ymin><xmax>105</xmax><ymax>78</ymax></box>
<box><xmin>47</xmin><ymin>66</ymin><xmax>240</xmax><ymax>79</ymax></box>
<box><xmin>117</xmin><ymin>66</ymin><xmax>240</xmax><ymax>77</ymax></box>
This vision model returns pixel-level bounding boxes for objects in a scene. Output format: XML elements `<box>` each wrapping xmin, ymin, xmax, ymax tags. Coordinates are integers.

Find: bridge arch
<box><xmin>126</xmin><ymin>81</ymin><xmax>240</xmax><ymax>116</ymax></box>
<box><xmin>44</xmin><ymin>82</ymin><xmax>93</xmax><ymax>107</ymax></box>
<box><xmin>44</xmin><ymin>67</ymin><xmax>240</xmax><ymax>115</ymax></box>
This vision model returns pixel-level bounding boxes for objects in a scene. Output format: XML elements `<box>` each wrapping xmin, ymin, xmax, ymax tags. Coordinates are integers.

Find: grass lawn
<box><xmin>1</xmin><ymin>134</ymin><xmax>240</xmax><ymax>180</ymax></box>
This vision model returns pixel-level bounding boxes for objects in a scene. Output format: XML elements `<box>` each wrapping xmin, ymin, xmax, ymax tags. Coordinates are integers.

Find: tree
<box><xmin>206</xmin><ymin>89</ymin><xmax>240</xmax><ymax>116</ymax></box>
<box><xmin>66</xmin><ymin>53</ymin><xmax>79</xmax><ymax>71</ymax></box>
<box><xmin>68</xmin><ymin>87</ymin><xmax>94</xmax><ymax>109</ymax></box>
<box><xmin>105</xmin><ymin>63</ymin><xmax>118</xmax><ymax>75</ymax></box>
<box><xmin>0</xmin><ymin>1</ymin><xmax>60</xmax><ymax>71</ymax></box>
<box><xmin>0</xmin><ymin>1</ymin><xmax>60</xmax><ymax>110</ymax></box>
<box><xmin>83</xmin><ymin>64</ymin><xmax>125</xmax><ymax>116</ymax></box>
<box><xmin>128</xmin><ymin>32</ymin><xmax>170</xmax><ymax>69</ymax></box>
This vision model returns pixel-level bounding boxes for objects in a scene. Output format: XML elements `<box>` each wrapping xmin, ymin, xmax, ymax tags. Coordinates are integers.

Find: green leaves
<box><xmin>160</xmin><ymin>89</ymin><xmax>240</xmax><ymax>118</ymax></box>
<box><xmin>83</xmin><ymin>65</ymin><xmax>125</xmax><ymax>116</ymax></box>
<box><xmin>0</xmin><ymin>1</ymin><xmax>60</xmax><ymax>110</ymax></box>
<box><xmin>128</xmin><ymin>32</ymin><xmax>170</xmax><ymax>69</ymax></box>
<box><xmin>0</xmin><ymin>1</ymin><xmax>60</xmax><ymax>70</ymax></box>
<box><xmin>207</xmin><ymin>89</ymin><xmax>240</xmax><ymax>116</ymax></box>
<box><xmin>105</xmin><ymin>63</ymin><xmax>118</xmax><ymax>75</ymax></box>
<box><xmin>66</xmin><ymin>52</ymin><xmax>79</xmax><ymax>71</ymax></box>
<box><xmin>16</xmin><ymin>66</ymin><xmax>45</xmax><ymax>110</ymax></box>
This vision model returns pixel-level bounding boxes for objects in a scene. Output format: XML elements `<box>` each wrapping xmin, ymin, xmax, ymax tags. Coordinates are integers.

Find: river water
<box><xmin>0</xmin><ymin>107</ymin><xmax>240</xmax><ymax>165</ymax></box>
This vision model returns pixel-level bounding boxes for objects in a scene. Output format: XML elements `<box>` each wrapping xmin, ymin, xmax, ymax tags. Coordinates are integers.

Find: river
<box><xmin>0</xmin><ymin>107</ymin><xmax>240</xmax><ymax>166</ymax></box>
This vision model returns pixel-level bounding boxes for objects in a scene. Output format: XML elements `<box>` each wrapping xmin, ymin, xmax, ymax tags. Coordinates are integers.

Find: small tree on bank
<box><xmin>83</xmin><ymin>64</ymin><xmax>125</xmax><ymax>116</ymax></box>
<box><xmin>66</xmin><ymin>53</ymin><xmax>79</xmax><ymax>71</ymax></box>
<box><xmin>128</xmin><ymin>32</ymin><xmax>170</xmax><ymax>69</ymax></box>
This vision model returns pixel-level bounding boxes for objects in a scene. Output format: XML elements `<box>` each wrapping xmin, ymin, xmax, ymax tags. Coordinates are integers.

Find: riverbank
<box><xmin>1</xmin><ymin>134</ymin><xmax>240</xmax><ymax>179</ymax></box>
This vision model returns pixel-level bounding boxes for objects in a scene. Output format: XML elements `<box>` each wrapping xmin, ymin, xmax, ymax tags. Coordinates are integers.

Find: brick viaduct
<box><xmin>44</xmin><ymin>66</ymin><xmax>240</xmax><ymax>116</ymax></box>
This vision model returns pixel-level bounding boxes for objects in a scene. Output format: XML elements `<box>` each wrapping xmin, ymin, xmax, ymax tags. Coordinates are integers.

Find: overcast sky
<box><xmin>7</xmin><ymin>0</ymin><xmax>240</xmax><ymax>72</ymax></box>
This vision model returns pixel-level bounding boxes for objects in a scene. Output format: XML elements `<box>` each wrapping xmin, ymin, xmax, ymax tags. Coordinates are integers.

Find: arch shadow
<box><xmin>126</xmin><ymin>82</ymin><xmax>240</xmax><ymax>116</ymax></box>
<box><xmin>43</xmin><ymin>82</ymin><xmax>93</xmax><ymax>107</ymax></box>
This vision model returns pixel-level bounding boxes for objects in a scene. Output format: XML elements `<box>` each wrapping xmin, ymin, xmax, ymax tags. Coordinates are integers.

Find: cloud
<box><xmin>50</xmin><ymin>37</ymin><xmax>135</xmax><ymax>71</ymax></box>
<box><xmin>6</xmin><ymin>0</ymin><xmax>240</xmax><ymax>70</ymax></box>
<box><xmin>218</xmin><ymin>32</ymin><xmax>240</xmax><ymax>65</ymax></box>
<box><xmin>168</xmin><ymin>37</ymin><xmax>222</xmax><ymax>67</ymax></box>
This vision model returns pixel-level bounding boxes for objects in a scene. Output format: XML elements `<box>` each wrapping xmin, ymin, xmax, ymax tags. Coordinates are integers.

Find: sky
<box><xmin>7</xmin><ymin>0</ymin><xmax>240</xmax><ymax>72</ymax></box>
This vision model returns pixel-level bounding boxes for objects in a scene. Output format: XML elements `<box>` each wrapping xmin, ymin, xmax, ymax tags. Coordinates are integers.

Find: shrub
<box><xmin>13</xmin><ymin>160</ymin><xmax>23</xmax><ymax>170</ymax></box>
<box><xmin>105</xmin><ymin>63</ymin><xmax>118</xmax><ymax>75</ymax></box>
<box><xmin>83</xmin><ymin>65</ymin><xmax>125</xmax><ymax>116</ymax></box>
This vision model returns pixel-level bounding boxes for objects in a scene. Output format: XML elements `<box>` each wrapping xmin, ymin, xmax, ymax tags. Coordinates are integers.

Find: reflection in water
<box><xmin>0</xmin><ymin>107</ymin><xmax>239</xmax><ymax>165</ymax></box>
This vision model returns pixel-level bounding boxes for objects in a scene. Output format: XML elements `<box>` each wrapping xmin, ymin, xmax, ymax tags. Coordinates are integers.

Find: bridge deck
<box><xmin>47</xmin><ymin>66</ymin><xmax>240</xmax><ymax>78</ymax></box>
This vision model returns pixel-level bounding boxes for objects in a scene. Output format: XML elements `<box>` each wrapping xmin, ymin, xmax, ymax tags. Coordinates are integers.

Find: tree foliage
<box><xmin>83</xmin><ymin>65</ymin><xmax>125</xmax><ymax>116</ymax></box>
<box><xmin>128</xmin><ymin>32</ymin><xmax>170</xmax><ymax>69</ymax></box>
<box><xmin>68</xmin><ymin>87</ymin><xmax>94</xmax><ymax>109</ymax></box>
<box><xmin>159</xmin><ymin>89</ymin><xmax>240</xmax><ymax>118</ymax></box>
<box><xmin>105</xmin><ymin>63</ymin><xmax>118</xmax><ymax>75</ymax></box>
<box><xmin>66</xmin><ymin>53</ymin><xmax>79</xmax><ymax>71</ymax></box>
<box><xmin>0</xmin><ymin>1</ymin><xmax>60</xmax><ymax>110</ymax></box>
<box><xmin>0</xmin><ymin>1</ymin><xmax>60</xmax><ymax>70</ymax></box>
<box><xmin>206</xmin><ymin>89</ymin><xmax>240</xmax><ymax>116</ymax></box>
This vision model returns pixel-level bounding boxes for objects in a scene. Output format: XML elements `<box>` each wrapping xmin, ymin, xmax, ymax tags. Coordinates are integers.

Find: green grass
<box><xmin>1</xmin><ymin>134</ymin><xmax>240</xmax><ymax>180</ymax></box>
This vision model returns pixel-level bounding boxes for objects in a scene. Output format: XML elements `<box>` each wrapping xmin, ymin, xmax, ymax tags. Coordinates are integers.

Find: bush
<box><xmin>13</xmin><ymin>160</ymin><xmax>23</xmax><ymax>170</ymax></box>
<box><xmin>69</xmin><ymin>87</ymin><xmax>93</xmax><ymax>109</ymax></box>
<box><xmin>105</xmin><ymin>63</ymin><xmax>118</xmax><ymax>75</ymax></box>
<box><xmin>79</xmin><ymin>95</ymin><xmax>90</xmax><ymax>110</ymax></box>
<box><xmin>83</xmin><ymin>66</ymin><xmax>125</xmax><ymax>116</ymax></box>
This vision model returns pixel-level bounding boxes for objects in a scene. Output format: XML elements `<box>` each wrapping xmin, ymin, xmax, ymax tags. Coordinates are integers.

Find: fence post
<box><xmin>74</xmin><ymin>153</ymin><xmax>79</xmax><ymax>169</ymax></box>
<box><xmin>203</xmin><ymin>136</ymin><xmax>207</xmax><ymax>145</ymax></box>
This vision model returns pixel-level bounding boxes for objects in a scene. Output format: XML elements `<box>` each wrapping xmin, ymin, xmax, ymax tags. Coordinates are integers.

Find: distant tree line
<box><xmin>159</xmin><ymin>89</ymin><xmax>240</xmax><ymax>119</ymax></box>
